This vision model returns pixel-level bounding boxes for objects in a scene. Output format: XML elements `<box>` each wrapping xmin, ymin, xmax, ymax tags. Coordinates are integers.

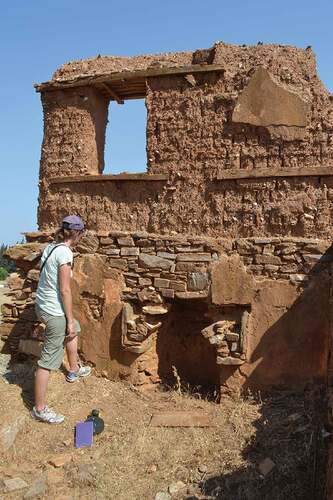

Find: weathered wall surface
<box><xmin>37</xmin><ymin>43</ymin><xmax>333</xmax><ymax>238</ymax></box>
<box><xmin>2</xmin><ymin>232</ymin><xmax>331</xmax><ymax>393</ymax></box>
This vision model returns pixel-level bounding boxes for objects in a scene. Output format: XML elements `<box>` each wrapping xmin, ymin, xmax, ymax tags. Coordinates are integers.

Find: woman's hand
<box><xmin>66</xmin><ymin>319</ymin><xmax>77</xmax><ymax>339</ymax></box>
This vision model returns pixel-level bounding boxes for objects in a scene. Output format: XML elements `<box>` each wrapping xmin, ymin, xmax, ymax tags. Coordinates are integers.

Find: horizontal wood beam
<box><xmin>50</xmin><ymin>173</ymin><xmax>168</xmax><ymax>184</ymax></box>
<box><xmin>34</xmin><ymin>64</ymin><xmax>225</xmax><ymax>92</ymax></box>
<box><xmin>215</xmin><ymin>166</ymin><xmax>333</xmax><ymax>181</ymax></box>
<box><xmin>100</xmin><ymin>83</ymin><xmax>124</xmax><ymax>104</ymax></box>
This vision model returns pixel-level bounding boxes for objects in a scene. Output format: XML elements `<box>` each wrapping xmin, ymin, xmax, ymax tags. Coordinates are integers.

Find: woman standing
<box><xmin>32</xmin><ymin>215</ymin><xmax>91</xmax><ymax>424</ymax></box>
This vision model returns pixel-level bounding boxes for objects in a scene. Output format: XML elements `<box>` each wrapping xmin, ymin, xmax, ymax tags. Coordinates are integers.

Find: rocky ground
<box><xmin>0</xmin><ymin>281</ymin><xmax>328</xmax><ymax>500</ymax></box>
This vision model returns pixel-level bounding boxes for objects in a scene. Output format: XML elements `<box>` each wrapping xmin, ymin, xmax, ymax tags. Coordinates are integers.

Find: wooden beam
<box><xmin>49</xmin><ymin>173</ymin><xmax>168</xmax><ymax>184</ymax></box>
<box><xmin>100</xmin><ymin>83</ymin><xmax>124</xmax><ymax>104</ymax></box>
<box><xmin>34</xmin><ymin>64</ymin><xmax>225</xmax><ymax>92</ymax></box>
<box><xmin>215</xmin><ymin>166</ymin><xmax>333</xmax><ymax>181</ymax></box>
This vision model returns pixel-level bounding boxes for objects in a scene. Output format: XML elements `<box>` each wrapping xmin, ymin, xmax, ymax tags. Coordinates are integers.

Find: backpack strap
<box><xmin>40</xmin><ymin>244</ymin><xmax>67</xmax><ymax>273</ymax></box>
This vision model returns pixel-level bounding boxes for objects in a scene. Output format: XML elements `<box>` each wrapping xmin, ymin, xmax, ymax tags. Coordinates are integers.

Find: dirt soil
<box><xmin>0</xmin><ymin>358</ymin><xmax>328</xmax><ymax>500</ymax></box>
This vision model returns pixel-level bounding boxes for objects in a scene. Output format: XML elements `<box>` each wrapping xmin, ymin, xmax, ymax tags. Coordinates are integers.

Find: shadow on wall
<box><xmin>219</xmin><ymin>250</ymin><xmax>333</xmax><ymax>396</ymax></box>
<box><xmin>156</xmin><ymin>300</ymin><xmax>219</xmax><ymax>389</ymax></box>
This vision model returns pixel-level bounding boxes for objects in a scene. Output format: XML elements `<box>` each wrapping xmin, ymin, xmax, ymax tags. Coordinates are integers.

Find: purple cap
<box><xmin>62</xmin><ymin>215</ymin><xmax>85</xmax><ymax>231</ymax></box>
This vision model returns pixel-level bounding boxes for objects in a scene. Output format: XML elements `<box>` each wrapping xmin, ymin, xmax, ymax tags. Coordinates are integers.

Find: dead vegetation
<box><xmin>0</xmin><ymin>358</ymin><xmax>328</xmax><ymax>500</ymax></box>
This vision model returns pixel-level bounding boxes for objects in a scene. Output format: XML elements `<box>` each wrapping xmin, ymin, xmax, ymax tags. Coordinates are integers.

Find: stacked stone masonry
<box><xmin>2</xmin><ymin>231</ymin><xmax>332</xmax><ymax>392</ymax></box>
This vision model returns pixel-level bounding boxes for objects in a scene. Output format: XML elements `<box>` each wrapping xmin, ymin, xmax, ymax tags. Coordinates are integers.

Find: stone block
<box><xmin>108</xmin><ymin>259</ymin><xmax>128</xmax><ymax>271</ymax></box>
<box><xmin>225</xmin><ymin>332</ymin><xmax>240</xmax><ymax>342</ymax></box>
<box><xmin>176</xmin><ymin>253</ymin><xmax>211</xmax><ymax>262</ymax></box>
<box><xmin>280</xmin><ymin>263</ymin><xmax>299</xmax><ymax>273</ymax></box>
<box><xmin>216</xmin><ymin>356</ymin><xmax>245</xmax><ymax>365</ymax></box>
<box><xmin>99</xmin><ymin>248</ymin><xmax>120</xmax><ymax>256</ymax></box>
<box><xmin>120</xmin><ymin>247</ymin><xmax>139</xmax><ymax>256</ymax></box>
<box><xmin>236</xmin><ymin>239</ymin><xmax>255</xmax><ymax>255</ymax></box>
<box><xmin>230</xmin><ymin>342</ymin><xmax>238</xmax><ymax>352</ymax></box>
<box><xmin>99</xmin><ymin>237</ymin><xmax>114</xmax><ymax>245</ymax></box>
<box><xmin>255</xmin><ymin>254</ymin><xmax>281</xmax><ymax>265</ymax></box>
<box><xmin>187</xmin><ymin>272</ymin><xmax>209</xmax><ymax>291</ymax></box>
<box><xmin>211</xmin><ymin>255</ymin><xmax>255</xmax><ymax>305</ymax></box>
<box><xmin>0</xmin><ymin>415</ymin><xmax>26</xmax><ymax>452</ymax></box>
<box><xmin>157</xmin><ymin>251</ymin><xmax>176</xmax><ymax>260</ymax></box>
<box><xmin>161</xmin><ymin>288</ymin><xmax>175</xmax><ymax>299</ymax></box>
<box><xmin>154</xmin><ymin>278</ymin><xmax>170</xmax><ymax>288</ymax></box>
<box><xmin>137</xmin><ymin>239</ymin><xmax>153</xmax><ymax>247</ymax></box>
<box><xmin>117</xmin><ymin>236</ymin><xmax>134</xmax><ymax>247</ymax></box>
<box><xmin>27</xmin><ymin>269</ymin><xmax>40</xmax><ymax>282</ymax></box>
<box><xmin>170</xmin><ymin>281</ymin><xmax>186</xmax><ymax>292</ymax></box>
<box><xmin>139</xmin><ymin>277</ymin><xmax>152</xmax><ymax>286</ymax></box>
<box><xmin>175</xmin><ymin>291</ymin><xmax>208</xmax><ymax>300</ymax></box>
<box><xmin>138</xmin><ymin>253</ymin><xmax>172</xmax><ymax>270</ymax></box>
<box><xmin>232</xmin><ymin>67</ymin><xmax>309</xmax><ymax>129</ymax></box>
<box><xmin>4</xmin><ymin>478</ymin><xmax>28</xmax><ymax>493</ymax></box>
<box><xmin>76</xmin><ymin>233</ymin><xmax>99</xmax><ymax>253</ymax></box>
<box><xmin>142</xmin><ymin>305</ymin><xmax>169</xmax><ymax>315</ymax></box>
<box><xmin>175</xmin><ymin>262</ymin><xmax>207</xmax><ymax>272</ymax></box>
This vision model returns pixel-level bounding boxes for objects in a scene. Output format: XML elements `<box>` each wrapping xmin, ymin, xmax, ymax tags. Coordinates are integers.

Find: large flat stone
<box><xmin>232</xmin><ymin>67</ymin><xmax>309</xmax><ymax>129</ymax></box>
<box><xmin>150</xmin><ymin>411</ymin><xmax>214</xmax><ymax>427</ymax></box>
<box><xmin>138</xmin><ymin>253</ymin><xmax>172</xmax><ymax>270</ymax></box>
<box><xmin>211</xmin><ymin>255</ymin><xmax>255</xmax><ymax>305</ymax></box>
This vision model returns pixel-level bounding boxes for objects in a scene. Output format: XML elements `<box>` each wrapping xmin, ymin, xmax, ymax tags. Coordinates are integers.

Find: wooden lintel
<box><xmin>100</xmin><ymin>83</ymin><xmax>124</xmax><ymax>104</ymax></box>
<box><xmin>34</xmin><ymin>64</ymin><xmax>225</xmax><ymax>92</ymax></box>
<box><xmin>50</xmin><ymin>173</ymin><xmax>168</xmax><ymax>184</ymax></box>
<box><xmin>216</xmin><ymin>166</ymin><xmax>333</xmax><ymax>181</ymax></box>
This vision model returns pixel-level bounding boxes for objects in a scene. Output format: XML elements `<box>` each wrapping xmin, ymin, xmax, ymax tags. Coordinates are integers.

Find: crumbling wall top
<box><xmin>35</xmin><ymin>42</ymin><xmax>328</xmax><ymax>98</ymax></box>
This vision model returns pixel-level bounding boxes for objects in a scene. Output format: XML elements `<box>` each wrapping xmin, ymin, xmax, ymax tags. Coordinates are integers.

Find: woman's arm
<box><xmin>59</xmin><ymin>263</ymin><xmax>76</xmax><ymax>337</ymax></box>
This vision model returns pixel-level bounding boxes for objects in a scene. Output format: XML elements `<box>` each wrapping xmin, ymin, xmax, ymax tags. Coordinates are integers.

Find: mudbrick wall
<box><xmin>37</xmin><ymin>42</ymin><xmax>333</xmax><ymax>238</ymax></box>
<box><xmin>3</xmin><ymin>41</ymin><xmax>333</xmax><ymax>491</ymax></box>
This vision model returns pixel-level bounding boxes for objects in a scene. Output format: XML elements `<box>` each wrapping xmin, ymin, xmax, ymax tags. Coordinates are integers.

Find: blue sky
<box><xmin>0</xmin><ymin>0</ymin><xmax>332</xmax><ymax>244</ymax></box>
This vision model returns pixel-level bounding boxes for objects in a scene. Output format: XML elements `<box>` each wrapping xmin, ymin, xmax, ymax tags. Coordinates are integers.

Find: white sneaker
<box><xmin>66</xmin><ymin>365</ymin><xmax>92</xmax><ymax>383</ymax></box>
<box><xmin>31</xmin><ymin>405</ymin><xmax>65</xmax><ymax>424</ymax></box>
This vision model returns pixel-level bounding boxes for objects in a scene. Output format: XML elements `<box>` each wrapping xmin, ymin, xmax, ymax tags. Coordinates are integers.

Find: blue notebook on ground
<box><xmin>75</xmin><ymin>421</ymin><xmax>93</xmax><ymax>448</ymax></box>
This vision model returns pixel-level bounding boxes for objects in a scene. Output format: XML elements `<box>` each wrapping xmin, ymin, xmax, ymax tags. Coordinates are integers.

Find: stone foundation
<box><xmin>2</xmin><ymin>231</ymin><xmax>331</xmax><ymax>397</ymax></box>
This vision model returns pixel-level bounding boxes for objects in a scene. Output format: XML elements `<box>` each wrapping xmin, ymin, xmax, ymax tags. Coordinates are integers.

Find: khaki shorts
<box><xmin>35</xmin><ymin>306</ymin><xmax>81</xmax><ymax>371</ymax></box>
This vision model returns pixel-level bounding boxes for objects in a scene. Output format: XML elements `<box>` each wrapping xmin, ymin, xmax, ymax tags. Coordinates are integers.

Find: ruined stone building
<box><xmin>2</xmin><ymin>42</ymin><xmax>333</xmax><ymax>401</ymax></box>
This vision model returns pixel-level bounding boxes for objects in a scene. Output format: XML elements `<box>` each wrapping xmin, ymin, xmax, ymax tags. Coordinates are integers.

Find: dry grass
<box><xmin>0</xmin><ymin>360</ymin><xmax>328</xmax><ymax>500</ymax></box>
